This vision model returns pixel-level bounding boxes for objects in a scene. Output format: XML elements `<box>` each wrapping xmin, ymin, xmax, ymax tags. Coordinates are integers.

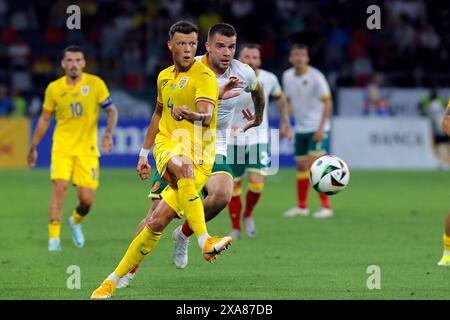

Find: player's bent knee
<box><xmin>146</xmin><ymin>216</ymin><xmax>165</xmax><ymax>233</ymax></box>
<box><xmin>53</xmin><ymin>180</ymin><xmax>68</xmax><ymax>193</ymax></box>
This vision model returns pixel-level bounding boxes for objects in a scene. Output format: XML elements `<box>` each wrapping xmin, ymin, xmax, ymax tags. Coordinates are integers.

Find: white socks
<box><xmin>107</xmin><ymin>272</ymin><xmax>120</xmax><ymax>284</ymax></box>
<box><xmin>198</xmin><ymin>233</ymin><xmax>210</xmax><ymax>248</ymax></box>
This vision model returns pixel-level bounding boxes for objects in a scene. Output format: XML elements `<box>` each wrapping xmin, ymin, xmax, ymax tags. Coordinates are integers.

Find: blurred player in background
<box><xmin>91</xmin><ymin>21</ymin><xmax>238</xmax><ymax>299</ymax></box>
<box><xmin>27</xmin><ymin>45</ymin><xmax>118</xmax><ymax>251</ymax></box>
<box><xmin>282</xmin><ymin>44</ymin><xmax>334</xmax><ymax>219</ymax></box>
<box><xmin>437</xmin><ymin>100</ymin><xmax>450</xmax><ymax>266</ymax></box>
<box><xmin>362</xmin><ymin>73</ymin><xmax>390</xmax><ymax>117</ymax></box>
<box><xmin>115</xmin><ymin>23</ymin><xmax>264</xmax><ymax>288</ymax></box>
<box><xmin>227</xmin><ymin>43</ymin><xmax>292</xmax><ymax>240</ymax></box>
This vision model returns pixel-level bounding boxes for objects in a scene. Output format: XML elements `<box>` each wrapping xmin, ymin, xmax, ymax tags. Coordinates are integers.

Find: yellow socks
<box><xmin>248</xmin><ymin>182</ymin><xmax>264</xmax><ymax>193</ymax></box>
<box><xmin>443</xmin><ymin>234</ymin><xmax>450</xmax><ymax>252</ymax></box>
<box><xmin>177</xmin><ymin>178</ymin><xmax>207</xmax><ymax>238</ymax></box>
<box><xmin>232</xmin><ymin>185</ymin><xmax>242</xmax><ymax>197</ymax></box>
<box><xmin>48</xmin><ymin>220</ymin><xmax>61</xmax><ymax>239</ymax></box>
<box><xmin>72</xmin><ymin>209</ymin><xmax>85</xmax><ymax>224</ymax></box>
<box><xmin>113</xmin><ymin>226</ymin><xmax>162</xmax><ymax>278</ymax></box>
<box><xmin>297</xmin><ymin>171</ymin><xmax>309</xmax><ymax>179</ymax></box>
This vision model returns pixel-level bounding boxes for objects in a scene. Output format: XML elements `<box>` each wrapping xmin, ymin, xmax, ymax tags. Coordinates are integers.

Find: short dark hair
<box><xmin>207</xmin><ymin>23</ymin><xmax>237</xmax><ymax>40</ymax></box>
<box><xmin>169</xmin><ymin>20</ymin><xmax>199</xmax><ymax>39</ymax></box>
<box><xmin>290</xmin><ymin>43</ymin><xmax>308</xmax><ymax>53</ymax></box>
<box><xmin>62</xmin><ymin>45</ymin><xmax>84</xmax><ymax>59</ymax></box>
<box><xmin>239</xmin><ymin>43</ymin><xmax>261</xmax><ymax>53</ymax></box>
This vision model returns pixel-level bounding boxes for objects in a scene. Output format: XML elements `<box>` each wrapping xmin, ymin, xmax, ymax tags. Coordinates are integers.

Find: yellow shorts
<box><xmin>154</xmin><ymin>139</ymin><xmax>210</xmax><ymax>218</ymax></box>
<box><xmin>50</xmin><ymin>152</ymin><xmax>99</xmax><ymax>189</ymax></box>
<box><xmin>161</xmin><ymin>168</ymin><xmax>209</xmax><ymax>218</ymax></box>
<box><xmin>153</xmin><ymin>139</ymin><xmax>186</xmax><ymax>182</ymax></box>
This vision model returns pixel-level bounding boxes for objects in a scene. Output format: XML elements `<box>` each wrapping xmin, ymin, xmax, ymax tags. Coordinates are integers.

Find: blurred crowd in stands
<box><xmin>0</xmin><ymin>0</ymin><xmax>448</xmax><ymax>116</ymax></box>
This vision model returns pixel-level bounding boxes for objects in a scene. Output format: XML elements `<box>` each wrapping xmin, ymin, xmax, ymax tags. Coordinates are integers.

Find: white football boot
<box><xmin>243</xmin><ymin>217</ymin><xmax>257</xmax><ymax>238</ymax></box>
<box><xmin>172</xmin><ymin>226</ymin><xmax>189</xmax><ymax>269</ymax></box>
<box><xmin>283</xmin><ymin>207</ymin><xmax>310</xmax><ymax>218</ymax></box>
<box><xmin>313</xmin><ymin>207</ymin><xmax>334</xmax><ymax>219</ymax></box>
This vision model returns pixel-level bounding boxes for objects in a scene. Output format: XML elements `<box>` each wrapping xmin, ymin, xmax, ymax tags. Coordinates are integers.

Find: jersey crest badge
<box><xmin>81</xmin><ymin>85</ymin><xmax>90</xmax><ymax>96</ymax></box>
<box><xmin>179</xmin><ymin>77</ymin><xmax>189</xmax><ymax>89</ymax></box>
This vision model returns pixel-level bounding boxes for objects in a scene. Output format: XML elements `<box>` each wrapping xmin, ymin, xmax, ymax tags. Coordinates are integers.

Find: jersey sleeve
<box><xmin>270</xmin><ymin>74</ymin><xmax>283</xmax><ymax>98</ymax></box>
<box><xmin>96</xmin><ymin>78</ymin><xmax>113</xmax><ymax>109</ymax></box>
<box><xmin>315</xmin><ymin>71</ymin><xmax>331</xmax><ymax>100</ymax></box>
<box><xmin>242</xmin><ymin>64</ymin><xmax>258</xmax><ymax>93</ymax></box>
<box><xmin>156</xmin><ymin>72</ymin><xmax>164</xmax><ymax>107</ymax></box>
<box><xmin>195</xmin><ymin>70</ymin><xmax>219</xmax><ymax>107</ymax></box>
<box><xmin>42</xmin><ymin>83</ymin><xmax>55</xmax><ymax>113</ymax></box>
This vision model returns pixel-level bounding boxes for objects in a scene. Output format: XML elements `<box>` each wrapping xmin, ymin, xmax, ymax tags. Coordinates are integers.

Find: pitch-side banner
<box><xmin>331</xmin><ymin>117</ymin><xmax>440</xmax><ymax>169</ymax></box>
<box><xmin>338</xmin><ymin>88</ymin><xmax>450</xmax><ymax>117</ymax></box>
<box><xmin>0</xmin><ymin>118</ymin><xmax>30</xmax><ymax>168</ymax></box>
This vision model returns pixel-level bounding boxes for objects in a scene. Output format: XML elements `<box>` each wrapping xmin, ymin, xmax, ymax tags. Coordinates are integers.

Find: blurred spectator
<box><xmin>0</xmin><ymin>0</ymin><xmax>448</xmax><ymax>104</ymax></box>
<box><xmin>0</xmin><ymin>85</ymin><xmax>13</xmax><ymax>116</ymax></box>
<box><xmin>230</xmin><ymin>0</ymin><xmax>253</xmax><ymax>19</ymax></box>
<box><xmin>393</xmin><ymin>17</ymin><xmax>416</xmax><ymax>55</ymax></box>
<box><xmin>348</xmin><ymin>29</ymin><xmax>372</xmax><ymax>86</ymax></box>
<box><xmin>161</xmin><ymin>0</ymin><xmax>184</xmax><ymax>18</ymax></box>
<box><xmin>8</xmin><ymin>38</ymin><xmax>30</xmax><ymax>68</ymax></box>
<box><xmin>0</xmin><ymin>0</ymin><xmax>8</xmax><ymax>28</ymax></box>
<box><xmin>363</xmin><ymin>73</ymin><xmax>390</xmax><ymax>117</ymax></box>
<box><xmin>198</xmin><ymin>7</ymin><xmax>221</xmax><ymax>35</ymax></box>
<box><xmin>10</xmin><ymin>89</ymin><xmax>26</xmax><ymax>117</ymax></box>
<box><xmin>43</xmin><ymin>23</ymin><xmax>65</xmax><ymax>46</ymax></box>
<box><xmin>123</xmin><ymin>42</ymin><xmax>144</xmax><ymax>90</ymax></box>
<box><xmin>417</xmin><ymin>24</ymin><xmax>440</xmax><ymax>51</ymax></box>
<box><xmin>325</xmin><ymin>19</ymin><xmax>349</xmax><ymax>69</ymax></box>
<box><xmin>385</xmin><ymin>0</ymin><xmax>426</xmax><ymax>25</ymax></box>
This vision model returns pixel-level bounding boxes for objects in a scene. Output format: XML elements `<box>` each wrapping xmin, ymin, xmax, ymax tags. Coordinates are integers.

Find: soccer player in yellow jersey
<box><xmin>437</xmin><ymin>100</ymin><xmax>450</xmax><ymax>266</ymax></box>
<box><xmin>91</xmin><ymin>21</ymin><xmax>235</xmax><ymax>299</ymax></box>
<box><xmin>28</xmin><ymin>45</ymin><xmax>118</xmax><ymax>251</ymax></box>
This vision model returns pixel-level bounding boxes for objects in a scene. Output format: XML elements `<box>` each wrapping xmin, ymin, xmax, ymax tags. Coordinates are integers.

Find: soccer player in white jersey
<box><xmin>282</xmin><ymin>44</ymin><xmax>334</xmax><ymax>219</ymax></box>
<box><xmin>227</xmin><ymin>43</ymin><xmax>292</xmax><ymax>239</ymax></box>
<box><xmin>115</xmin><ymin>23</ymin><xmax>265</xmax><ymax>287</ymax></box>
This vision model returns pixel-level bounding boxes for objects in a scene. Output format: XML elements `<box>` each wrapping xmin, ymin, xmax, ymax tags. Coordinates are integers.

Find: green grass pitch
<box><xmin>0</xmin><ymin>168</ymin><xmax>449</xmax><ymax>299</ymax></box>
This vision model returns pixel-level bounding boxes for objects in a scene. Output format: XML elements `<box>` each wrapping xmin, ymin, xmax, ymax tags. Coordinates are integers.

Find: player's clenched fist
<box><xmin>136</xmin><ymin>156</ymin><xmax>151</xmax><ymax>180</ymax></box>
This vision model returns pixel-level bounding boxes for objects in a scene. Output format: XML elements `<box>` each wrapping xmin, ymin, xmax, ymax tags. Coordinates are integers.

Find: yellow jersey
<box><xmin>43</xmin><ymin>72</ymin><xmax>112</xmax><ymax>157</ymax></box>
<box><xmin>155</xmin><ymin>60</ymin><xmax>219</xmax><ymax>175</ymax></box>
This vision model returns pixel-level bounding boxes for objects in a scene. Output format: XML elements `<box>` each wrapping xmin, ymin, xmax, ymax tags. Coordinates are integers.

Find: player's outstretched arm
<box><xmin>28</xmin><ymin>110</ymin><xmax>52</xmax><ymax>168</ymax></box>
<box><xmin>276</xmin><ymin>93</ymin><xmax>294</xmax><ymax>141</ymax></box>
<box><xmin>219</xmin><ymin>76</ymin><xmax>244</xmax><ymax>100</ymax></box>
<box><xmin>137</xmin><ymin>104</ymin><xmax>163</xmax><ymax>180</ymax></box>
<box><xmin>443</xmin><ymin>108</ymin><xmax>450</xmax><ymax>136</ymax></box>
<box><xmin>101</xmin><ymin>104</ymin><xmax>118</xmax><ymax>154</ymax></box>
<box><xmin>172</xmin><ymin>101</ymin><xmax>214</xmax><ymax>127</ymax></box>
<box><xmin>243</xmin><ymin>82</ymin><xmax>265</xmax><ymax>132</ymax></box>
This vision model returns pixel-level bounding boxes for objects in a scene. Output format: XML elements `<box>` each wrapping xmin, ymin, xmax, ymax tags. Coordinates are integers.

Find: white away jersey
<box><xmin>196</xmin><ymin>54</ymin><xmax>258</xmax><ymax>156</ymax></box>
<box><xmin>229</xmin><ymin>68</ymin><xmax>282</xmax><ymax>146</ymax></box>
<box><xmin>282</xmin><ymin>66</ymin><xmax>331</xmax><ymax>133</ymax></box>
